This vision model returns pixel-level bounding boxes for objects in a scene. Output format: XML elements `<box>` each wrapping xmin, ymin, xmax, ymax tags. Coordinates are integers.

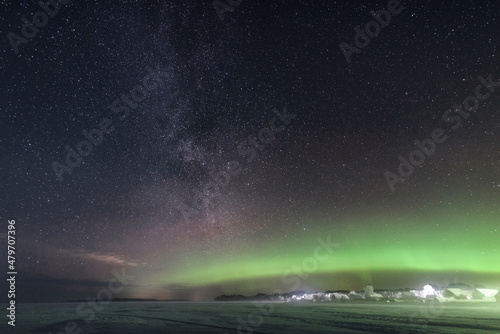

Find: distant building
<box><xmin>330</xmin><ymin>293</ymin><xmax>349</xmax><ymax>301</ymax></box>
<box><xmin>312</xmin><ymin>294</ymin><xmax>330</xmax><ymax>302</ymax></box>
<box><xmin>292</xmin><ymin>293</ymin><xmax>314</xmax><ymax>301</ymax></box>
<box><xmin>472</xmin><ymin>289</ymin><xmax>498</xmax><ymax>302</ymax></box>
<box><xmin>302</xmin><ymin>293</ymin><xmax>314</xmax><ymax>301</ymax></box>
<box><xmin>399</xmin><ymin>291</ymin><xmax>418</xmax><ymax>301</ymax></box>
<box><xmin>443</xmin><ymin>288</ymin><xmax>470</xmax><ymax>300</ymax></box>
<box><xmin>365</xmin><ymin>292</ymin><xmax>384</xmax><ymax>301</ymax></box>
<box><xmin>348</xmin><ymin>291</ymin><xmax>363</xmax><ymax>300</ymax></box>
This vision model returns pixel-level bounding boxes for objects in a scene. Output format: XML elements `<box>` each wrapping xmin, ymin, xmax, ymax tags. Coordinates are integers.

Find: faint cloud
<box><xmin>66</xmin><ymin>250</ymin><xmax>141</xmax><ymax>267</ymax></box>
<box><xmin>81</xmin><ymin>253</ymin><xmax>139</xmax><ymax>266</ymax></box>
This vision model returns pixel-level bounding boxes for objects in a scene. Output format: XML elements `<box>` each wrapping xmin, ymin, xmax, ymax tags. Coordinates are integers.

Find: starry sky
<box><xmin>1</xmin><ymin>0</ymin><xmax>499</xmax><ymax>302</ymax></box>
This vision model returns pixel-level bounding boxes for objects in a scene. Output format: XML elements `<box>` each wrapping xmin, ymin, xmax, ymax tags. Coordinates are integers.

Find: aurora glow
<box><xmin>152</xmin><ymin>210</ymin><xmax>499</xmax><ymax>289</ymax></box>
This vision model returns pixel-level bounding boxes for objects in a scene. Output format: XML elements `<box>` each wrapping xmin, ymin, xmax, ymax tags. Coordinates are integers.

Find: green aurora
<box><xmin>153</xmin><ymin>210</ymin><xmax>499</xmax><ymax>289</ymax></box>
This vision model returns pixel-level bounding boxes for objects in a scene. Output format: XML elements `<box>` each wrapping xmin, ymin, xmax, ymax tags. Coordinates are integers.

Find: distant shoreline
<box><xmin>18</xmin><ymin>298</ymin><xmax>189</xmax><ymax>304</ymax></box>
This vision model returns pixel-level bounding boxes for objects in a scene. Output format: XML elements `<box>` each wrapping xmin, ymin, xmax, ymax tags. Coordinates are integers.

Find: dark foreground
<box><xmin>3</xmin><ymin>301</ymin><xmax>500</xmax><ymax>333</ymax></box>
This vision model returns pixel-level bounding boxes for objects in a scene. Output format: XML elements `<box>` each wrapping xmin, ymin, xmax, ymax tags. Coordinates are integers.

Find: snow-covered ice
<box><xmin>4</xmin><ymin>300</ymin><xmax>500</xmax><ymax>333</ymax></box>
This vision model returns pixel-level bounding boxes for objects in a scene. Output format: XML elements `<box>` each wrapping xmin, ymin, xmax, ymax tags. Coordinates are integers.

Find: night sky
<box><xmin>1</xmin><ymin>0</ymin><xmax>499</xmax><ymax>302</ymax></box>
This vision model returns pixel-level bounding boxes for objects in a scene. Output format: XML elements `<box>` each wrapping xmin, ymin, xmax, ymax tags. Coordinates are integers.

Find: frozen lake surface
<box><xmin>4</xmin><ymin>301</ymin><xmax>500</xmax><ymax>333</ymax></box>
